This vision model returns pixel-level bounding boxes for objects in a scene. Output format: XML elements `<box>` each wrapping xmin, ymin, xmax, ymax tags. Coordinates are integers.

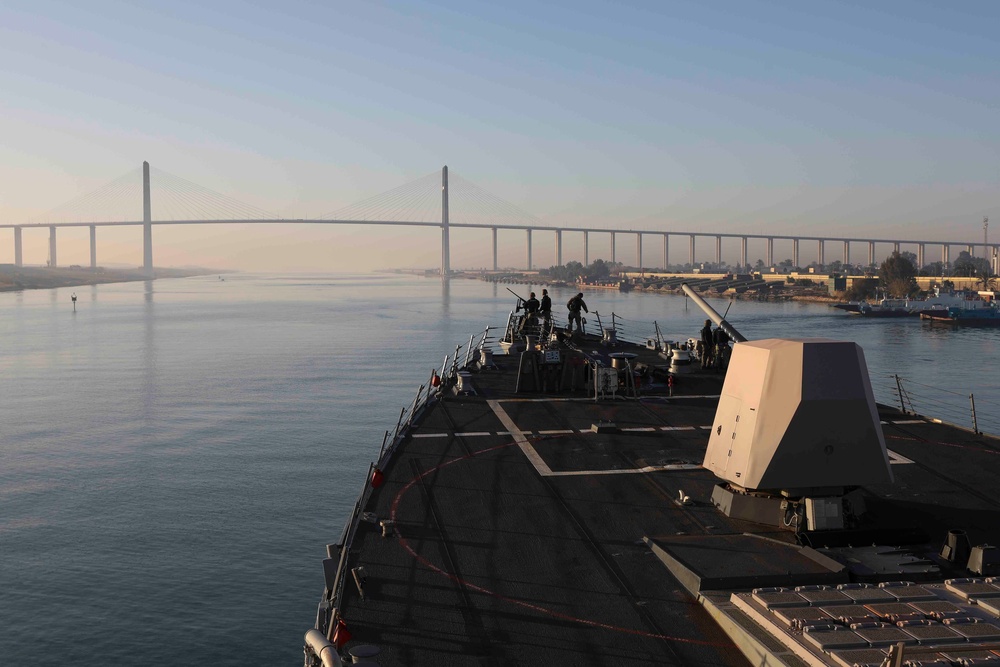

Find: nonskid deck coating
<box><xmin>327</xmin><ymin>339</ymin><xmax>1000</xmax><ymax>666</ymax></box>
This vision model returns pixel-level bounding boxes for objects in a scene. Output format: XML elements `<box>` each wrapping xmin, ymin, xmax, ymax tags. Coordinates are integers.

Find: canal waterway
<box><xmin>3</xmin><ymin>273</ymin><xmax>999</xmax><ymax>666</ymax></box>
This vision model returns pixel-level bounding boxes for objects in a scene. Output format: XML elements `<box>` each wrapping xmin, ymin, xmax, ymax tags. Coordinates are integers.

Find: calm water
<box><xmin>3</xmin><ymin>273</ymin><xmax>1000</xmax><ymax>666</ymax></box>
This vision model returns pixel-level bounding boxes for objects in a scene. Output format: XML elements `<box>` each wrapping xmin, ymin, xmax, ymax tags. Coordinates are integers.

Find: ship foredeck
<box><xmin>322</xmin><ymin>338</ymin><xmax>1000</xmax><ymax>666</ymax></box>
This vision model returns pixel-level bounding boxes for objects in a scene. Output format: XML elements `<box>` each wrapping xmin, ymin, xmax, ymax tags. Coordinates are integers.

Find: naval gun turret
<box><xmin>682</xmin><ymin>284</ymin><xmax>893</xmax><ymax>532</ymax></box>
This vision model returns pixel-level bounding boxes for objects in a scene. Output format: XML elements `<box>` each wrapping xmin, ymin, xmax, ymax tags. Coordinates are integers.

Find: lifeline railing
<box><xmin>588</xmin><ymin>311</ymin><xmax>671</xmax><ymax>349</ymax></box>
<box><xmin>877</xmin><ymin>373</ymin><xmax>1000</xmax><ymax>438</ymax></box>
<box><xmin>307</xmin><ymin>325</ymin><xmax>495</xmax><ymax>665</ymax></box>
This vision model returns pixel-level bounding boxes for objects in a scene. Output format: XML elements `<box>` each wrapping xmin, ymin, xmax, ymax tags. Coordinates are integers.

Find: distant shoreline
<box><xmin>451</xmin><ymin>270</ymin><xmax>844</xmax><ymax>305</ymax></box>
<box><xmin>0</xmin><ymin>265</ymin><xmax>223</xmax><ymax>292</ymax></box>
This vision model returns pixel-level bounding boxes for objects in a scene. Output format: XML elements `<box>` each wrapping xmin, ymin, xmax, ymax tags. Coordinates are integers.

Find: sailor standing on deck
<box><xmin>519</xmin><ymin>292</ymin><xmax>540</xmax><ymax>333</ymax></box>
<box><xmin>713</xmin><ymin>326</ymin><xmax>730</xmax><ymax>371</ymax></box>
<box><xmin>539</xmin><ymin>289</ymin><xmax>552</xmax><ymax>334</ymax></box>
<box><xmin>700</xmin><ymin>319</ymin><xmax>714</xmax><ymax>369</ymax></box>
<box><xmin>566</xmin><ymin>293</ymin><xmax>588</xmax><ymax>334</ymax></box>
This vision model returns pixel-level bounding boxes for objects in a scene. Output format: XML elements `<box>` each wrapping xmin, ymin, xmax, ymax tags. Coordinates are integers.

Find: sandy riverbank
<box><xmin>0</xmin><ymin>265</ymin><xmax>221</xmax><ymax>292</ymax></box>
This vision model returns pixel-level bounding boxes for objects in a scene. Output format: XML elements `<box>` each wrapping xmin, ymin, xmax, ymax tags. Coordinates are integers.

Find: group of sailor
<box><xmin>519</xmin><ymin>290</ymin><xmax>589</xmax><ymax>335</ymax></box>
<box><xmin>698</xmin><ymin>319</ymin><xmax>731</xmax><ymax>370</ymax></box>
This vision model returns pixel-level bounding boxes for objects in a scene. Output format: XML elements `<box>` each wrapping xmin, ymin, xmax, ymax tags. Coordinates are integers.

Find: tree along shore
<box><xmin>0</xmin><ymin>265</ymin><xmax>221</xmax><ymax>292</ymax></box>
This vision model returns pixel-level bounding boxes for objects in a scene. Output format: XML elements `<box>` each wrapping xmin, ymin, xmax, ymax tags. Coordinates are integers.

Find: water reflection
<box><xmin>142</xmin><ymin>280</ymin><xmax>157</xmax><ymax>417</ymax></box>
<box><xmin>440</xmin><ymin>278</ymin><xmax>450</xmax><ymax>315</ymax></box>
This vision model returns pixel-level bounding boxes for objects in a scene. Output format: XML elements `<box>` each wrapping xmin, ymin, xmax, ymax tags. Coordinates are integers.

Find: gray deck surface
<box><xmin>328</xmin><ymin>335</ymin><xmax>1000</xmax><ymax>666</ymax></box>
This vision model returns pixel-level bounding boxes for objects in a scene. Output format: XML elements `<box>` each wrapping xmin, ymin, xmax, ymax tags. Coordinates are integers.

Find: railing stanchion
<box><xmin>377</xmin><ymin>430</ymin><xmax>390</xmax><ymax>463</ymax></box>
<box><xmin>393</xmin><ymin>406</ymin><xmax>406</xmax><ymax>441</ymax></box>
<box><xmin>465</xmin><ymin>334</ymin><xmax>475</xmax><ymax>367</ymax></box>
<box><xmin>971</xmin><ymin>393</ymin><xmax>980</xmax><ymax>435</ymax></box>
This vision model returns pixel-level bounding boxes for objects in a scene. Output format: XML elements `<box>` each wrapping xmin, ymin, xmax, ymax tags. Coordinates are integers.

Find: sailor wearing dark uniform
<box><xmin>700</xmin><ymin>319</ymin><xmax>714</xmax><ymax>369</ymax></box>
<box><xmin>567</xmin><ymin>293</ymin><xmax>588</xmax><ymax>334</ymax></box>
<box><xmin>520</xmin><ymin>292</ymin><xmax>540</xmax><ymax>332</ymax></box>
<box><xmin>713</xmin><ymin>326</ymin><xmax>730</xmax><ymax>371</ymax></box>
<box><xmin>539</xmin><ymin>289</ymin><xmax>552</xmax><ymax>333</ymax></box>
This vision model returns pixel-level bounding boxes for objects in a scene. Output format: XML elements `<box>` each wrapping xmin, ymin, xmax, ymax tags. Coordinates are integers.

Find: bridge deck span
<box><xmin>0</xmin><ymin>219</ymin><xmax>985</xmax><ymax>248</ymax></box>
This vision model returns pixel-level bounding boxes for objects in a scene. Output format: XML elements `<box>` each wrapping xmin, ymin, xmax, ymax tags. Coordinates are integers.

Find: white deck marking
<box><xmin>644</xmin><ymin>395</ymin><xmax>722</xmax><ymax>400</ymax></box>
<box><xmin>487</xmin><ymin>400</ymin><xmax>711</xmax><ymax>477</ymax></box>
<box><xmin>887</xmin><ymin>449</ymin><xmax>915</xmax><ymax>465</ymax></box>
<box><xmin>430</xmin><ymin>394</ymin><xmax>921</xmax><ymax>476</ymax></box>
<box><xmin>502</xmin><ymin>395</ymin><xmax>721</xmax><ymax>402</ymax></box>
<box><xmin>487</xmin><ymin>400</ymin><xmax>554</xmax><ymax>476</ymax></box>
<box><xmin>544</xmin><ymin>463</ymin><xmax>702</xmax><ymax>477</ymax></box>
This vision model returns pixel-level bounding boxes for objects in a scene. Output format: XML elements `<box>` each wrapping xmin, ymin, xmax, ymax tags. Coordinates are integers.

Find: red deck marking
<box><xmin>388</xmin><ymin>439</ymin><xmax>727</xmax><ymax>648</ymax></box>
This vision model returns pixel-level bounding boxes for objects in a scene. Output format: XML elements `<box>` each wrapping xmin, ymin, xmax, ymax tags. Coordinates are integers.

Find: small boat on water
<box><xmin>576</xmin><ymin>279</ymin><xmax>632</xmax><ymax>292</ymax></box>
<box><xmin>854</xmin><ymin>295</ymin><xmax>915</xmax><ymax>317</ymax></box>
<box><xmin>910</xmin><ymin>288</ymin><xmax>993</xmax><ymax>318</ymax></box>
<box><xmin>833</xmin><ymin>301</ymin><xmax>862</xmax><ymax>313</ymax></box>
<box><xmin>840</xmin><ymin>287</ymin><xmax>993</xmax><ymax>318</ymax></box>
<box><xmin>920</xmin><ymin>304</ymin><xmax>1000</xmax><ymax>326</ymax></box>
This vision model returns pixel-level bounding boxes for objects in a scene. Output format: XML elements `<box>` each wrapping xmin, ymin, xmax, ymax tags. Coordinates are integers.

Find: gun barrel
<box><xmin>681</xmin><ymin>283</ymin><xmax>747</xmax><ymax>343</ymax></box>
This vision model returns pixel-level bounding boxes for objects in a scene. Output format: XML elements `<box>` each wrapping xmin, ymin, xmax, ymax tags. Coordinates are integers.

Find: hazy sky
<box><xmin>1</xmin><ymin>0</ymin><xmax>998</xmax><ymax>270</ymax></box>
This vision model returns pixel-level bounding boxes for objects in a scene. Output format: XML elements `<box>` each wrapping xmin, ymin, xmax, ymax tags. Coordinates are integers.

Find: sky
<box><xmin>1</xmin><ymin>0</ymin><xmax>999</xmax><ymax>270</ymax></box>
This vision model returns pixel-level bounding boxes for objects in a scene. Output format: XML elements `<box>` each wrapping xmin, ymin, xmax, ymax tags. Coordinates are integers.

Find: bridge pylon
<box><xmin>441</xmin><ymin>165</ymin><xmax>449</xmax><ymax>280</ymax></box>
<box><xmin>143</xmin><ymin>161</ymin><xmax>153</xmax><ymax>277</ymax></box>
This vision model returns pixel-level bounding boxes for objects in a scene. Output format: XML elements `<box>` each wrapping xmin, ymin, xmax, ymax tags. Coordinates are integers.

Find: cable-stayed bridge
<box><xmin>1</xmin><ymin>162</ymin><xmax>993</xmax><ymax>277</ymax></box>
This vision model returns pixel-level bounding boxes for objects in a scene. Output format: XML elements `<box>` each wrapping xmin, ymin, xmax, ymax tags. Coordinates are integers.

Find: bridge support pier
<box><xmin>868</xmin><ymin>241</ymin><xmax>875</xmax><ymax>268</ymax></box>
<box><xmin>766</xmin><ymin>237</ymin><xmax>774</xmax><ymax>267</ymax></box>
<box><xmin>792</xmin><ymin>239</ymin><xmax>799</xmax><ymax>269</ymax></box>
<box><xmin>740</xmin><ymin>237</ymin><xmax>747</xmax><ymax>271</ymax></box>
<box><xmin>636</xmin><ymin>233</ymin><xmax>642</xmax><ymax>271</ymax></box>
<box><xmin>942</xmin><ymin>244</ymin><xmax>950</xmax><ymax>267</ymax></box>
<box><xmin>918</xmin><ymin>243</ymin><xmax>925</xmax><ymax>269</ymax></box>
<box><xmin>526</xmin><ymin>229</ymin><xmax>532</xmax><ymax>271</ymax></box>
<box><xmin>715</xmin><ymin>235</ymin><xmax>721</xmax><ymax>265</ymax></box>
<box><xmin>662</xmin><ymin>234</ymin><xmax>669</xmax><ymax>270</ymax></box>
<box><xmin>49</xmin><ymin>226</ymin><xmax>57</xmax><ymax>267</ymax></box>
<box><xmin>583</xmin><ymin>231</ymin><xmax>589</xmax><ymax>266</ymax></box>
<box><xmin>844</xmin><ymin>241</ymin><xmax>850</xmax><ymax>266</ymax></box>
<box><xmin>491</xmin><ymin>228</ymin><xmax>498</xmax><ymax>271</ymax></box>
<box><xmin>14</xmin><ymin>226</ymin><xmax>22</xmax><ymax>267</ymax></box>
<box><xmin>610</xmin><ymin>232</ymin><xmax>616</xmax><ymax>265</ymax></box>
<box><xmin>818</xmin><ymin>240</ymin><xmax>825</xmax><ymax>268</ymax></box>
<box><xmin>555</xmin><ymin>229</ymin><xmax>562</xmax><ymax>267</ymax></box>
<box><xmin>90</xmin><ymin>225</ymin><xmax>97</xmax><ymax>269</ymax></box>
<box><xmin>689</xmin><ymin>235</ymin><xmax>695</xmax><ymax>266</ymax></box>
<box><xmin>894</xmin><ymin>242</ymin><xmax>901</xmax><ymax>254</ymax></box>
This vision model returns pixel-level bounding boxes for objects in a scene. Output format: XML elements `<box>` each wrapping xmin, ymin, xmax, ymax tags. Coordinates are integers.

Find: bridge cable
<box><xmin>316</xmin><ymin>170</ymin><xmax>440</xmax><ymax>222</ymax></box>
<box><xmin>28</xmin><ymin>167</ymin><xmax>143</xmax><ymax>224</ymax></box>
